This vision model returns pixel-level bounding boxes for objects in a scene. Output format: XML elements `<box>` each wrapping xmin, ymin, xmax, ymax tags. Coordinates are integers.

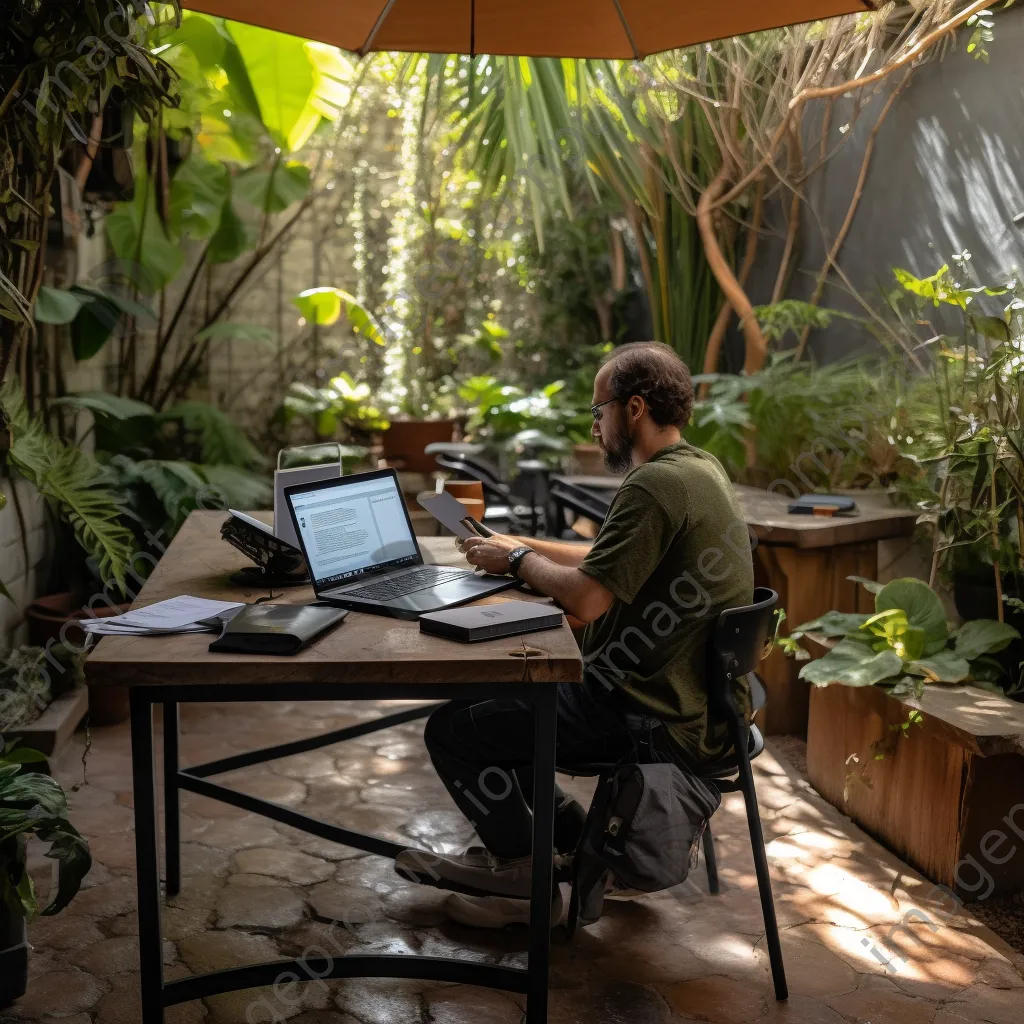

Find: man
<box><xmin>396</xmin><ymin>341</ymin><xmax>755</xmax><ymax>927</ymax></box>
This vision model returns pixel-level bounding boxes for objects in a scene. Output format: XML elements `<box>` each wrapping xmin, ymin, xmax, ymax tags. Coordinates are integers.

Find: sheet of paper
<box><xmin>418</xmin><ymin>491</ymin><xmax>477</xmax><ymax>540</ymax></box>
<box><xmin>82</xmin><ymin>596</ymin><xmax>244</xmax><ymax>634</ymax></box>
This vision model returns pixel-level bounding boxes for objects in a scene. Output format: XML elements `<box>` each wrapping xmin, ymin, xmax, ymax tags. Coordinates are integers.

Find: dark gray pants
<box><xmin>423</xmin><ymin>679</ymin><xmax>667</xmax><ymax>860</ymax></box>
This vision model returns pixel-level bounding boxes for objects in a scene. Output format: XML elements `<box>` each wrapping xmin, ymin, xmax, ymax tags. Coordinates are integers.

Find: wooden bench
<box><xmin>807</xmin><ymin>682</ymin><xmax>1024</xmax><ymax>899</ymax></box>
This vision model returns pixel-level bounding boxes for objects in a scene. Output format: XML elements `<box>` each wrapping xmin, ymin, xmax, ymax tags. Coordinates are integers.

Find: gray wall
<box><xmin>735</xmin><ymin>5</ymin><xmax>1024</xmax><ymax>366</ymax></box>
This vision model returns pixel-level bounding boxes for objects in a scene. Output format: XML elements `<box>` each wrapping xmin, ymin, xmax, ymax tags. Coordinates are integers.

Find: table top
<box><xmin>554</xmin><ymin>474</ymin><xmax>918</xmax><ymax>549</ymax></box>
<box><xmin>85</xmin><ymin>512</ymin><xmax>583</xmax><ymax>688</ymax></box>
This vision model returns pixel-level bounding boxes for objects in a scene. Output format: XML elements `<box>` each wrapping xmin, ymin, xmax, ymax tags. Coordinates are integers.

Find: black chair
<box><xmin>425</xmin><ymin>442</ymin><xmax>544</xmax><ymax>535</ymax></box>
<box><xmin>700</xmin><ymin>586</ymin><xmax>787</xmax><ymax>1000</ymax></box>
<box><xmin>560</xmin><ymin>587</ymin><xmax>787</xmax><ymax>1001</ymax></box>
<box><xmin>548</xmin><ymin>478</ymin><xmax>611</xmax><ymax>538</ymax></box>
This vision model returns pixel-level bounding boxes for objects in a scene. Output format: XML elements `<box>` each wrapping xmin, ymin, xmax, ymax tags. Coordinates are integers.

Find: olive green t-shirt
<box><xmin>578</xmin><ymin>440</ymin><xmax>755</xmax><ymax>763</ymax></box>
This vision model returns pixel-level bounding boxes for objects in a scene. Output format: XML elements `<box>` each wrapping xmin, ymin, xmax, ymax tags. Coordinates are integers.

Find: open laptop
<box><xmin>284</xmin><ymin>469</ymin><xmax>517</xmax><ymax>620</ymax></box>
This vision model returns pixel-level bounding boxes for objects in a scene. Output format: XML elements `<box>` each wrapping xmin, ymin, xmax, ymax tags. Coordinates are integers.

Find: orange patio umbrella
<box><xmin>180</xmin><ymin>0</ymin><xmax>875</xmax><ymax>58</ymax></box>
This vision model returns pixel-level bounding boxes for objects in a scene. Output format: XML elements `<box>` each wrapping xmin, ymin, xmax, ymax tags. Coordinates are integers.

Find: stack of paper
<box><xmin>80</xmin><ymin>596</ymin><xmax>245</xmax><ymax>637</ymax></box>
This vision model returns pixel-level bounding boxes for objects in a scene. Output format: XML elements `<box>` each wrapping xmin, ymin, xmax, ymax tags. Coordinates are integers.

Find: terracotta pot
<box><xmin>443</xmin><ymin>479</ymin><xmax>484</xmax><ymax>503</ymax></box>
<box><xmin>25</xmin><ymin>592</ymin><xmax>132</xmax><ymax>726</ymax></box>
<box><xmin>570</xmin><ymin>443</ymin><xmax>611</xmax><ymax>477</ymax></box>
<box><xmin>381</xmin><ymin>419</ymin><xmax>456</xmax><ymax>474</ymax></box>
<box><xmin>454</xmin><ymin>497</ymin><xmax>485</xmax><ymax>525</ymax></box>
<box><xmin>443</xmin><ymin>479</ymin><xmax>486</xmax><ymax>519</ymax></box>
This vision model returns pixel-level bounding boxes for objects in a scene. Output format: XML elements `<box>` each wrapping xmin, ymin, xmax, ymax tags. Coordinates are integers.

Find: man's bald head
<box><xmin>600</xmin><ymin>341</ymin><xmax>694</xmax><ymax>429</ymax></box>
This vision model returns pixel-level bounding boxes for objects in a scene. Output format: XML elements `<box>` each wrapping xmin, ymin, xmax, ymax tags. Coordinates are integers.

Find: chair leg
<box><xmin>703</xmin><ymin>822</ymin><xmax>720</xmax><ymax>894</ymax></box>
<box><xmin>730</xmin><ymin>719</ymin><xmax>788</xmax><ymax>1001</ymax></box>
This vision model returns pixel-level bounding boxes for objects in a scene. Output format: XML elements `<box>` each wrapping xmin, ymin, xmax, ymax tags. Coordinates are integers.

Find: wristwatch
<box><xmin>507</xmin><ymin>546</ymin><xmax>534</xmax><ymax>579</ymax></box>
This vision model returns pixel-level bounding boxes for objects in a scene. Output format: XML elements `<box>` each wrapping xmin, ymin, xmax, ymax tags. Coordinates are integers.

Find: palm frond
<box><xmin>2</xmin><ymin>380</ymin><xmax>134</xmax><ymax>593</ymax></box>
<box><xmin>161</xmin><ymin>401</ymin><xmax>266</xmax><ymax>469</ymax></box>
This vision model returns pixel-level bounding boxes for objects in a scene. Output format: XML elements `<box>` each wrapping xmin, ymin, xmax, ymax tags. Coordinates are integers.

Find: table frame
<box><xmin>129</xmin><ymin>681</ymin><xmax>558</xmax><ymax>1023</ymax></box>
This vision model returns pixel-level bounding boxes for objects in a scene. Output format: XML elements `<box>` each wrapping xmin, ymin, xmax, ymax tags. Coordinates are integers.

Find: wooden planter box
<box><xmin>807</xmin><ymin>683</ymin><xmax>1024</xmax><ymax>899</ymax></box>
<box><xmin>5</xmin><ymin>684</ymin><xmax>88</xmax><ymax>756</ymax></box>
<box><xmin>735</xmin><ymin>485</ymin><xmax>918</xmax><ymax>736</ymax></box>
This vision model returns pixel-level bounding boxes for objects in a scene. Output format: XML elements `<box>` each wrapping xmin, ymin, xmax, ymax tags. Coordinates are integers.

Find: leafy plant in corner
<box><xmin>52</xmin><ymin>391</ymin><xmax>273</xmax><ymax>557</ymax></box>
<box><xmin>0</xmin><ymin>379</ymin><xmax>133</xmax><ymax>599</ymax></box>
<box><xmin>0</xmin><ymin>736</ymin><xmax>92</xmax><ymax>918</ymax></box>
<box><xmin>787</xmin><ymin>577</ymin><xmax>1020</xmax><ymax>698</ymax></box>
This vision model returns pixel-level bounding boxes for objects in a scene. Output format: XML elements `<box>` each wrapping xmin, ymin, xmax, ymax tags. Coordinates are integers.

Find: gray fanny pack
<box><xmin>568</xmin><ymin>761</ymin><xmax>721</xmax><ymax>933</ymax></box>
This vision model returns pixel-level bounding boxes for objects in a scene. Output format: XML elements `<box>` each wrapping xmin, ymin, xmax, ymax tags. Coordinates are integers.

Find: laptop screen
<box><xmin>288</xmin><ymin>474</ymin><xmax>419</xmax><ymax>587</ymax></box>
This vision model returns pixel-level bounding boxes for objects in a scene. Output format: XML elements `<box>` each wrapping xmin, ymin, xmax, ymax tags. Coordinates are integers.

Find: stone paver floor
<box><xmin>4</xmin><ymin>699</ymin><xmax>1023</xmax><ymax>1024</ymax></box>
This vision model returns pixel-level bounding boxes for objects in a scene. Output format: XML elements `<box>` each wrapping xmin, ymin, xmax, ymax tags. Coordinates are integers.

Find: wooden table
<box><xmin>556</xmin><ymin>477</ymin><xmax>918</xmax><ymax>736</ymax></box>
<box><xmin>85</xmin><ymin>511</ymin><xmax>582</xmax><ymax>1024</ymax></box>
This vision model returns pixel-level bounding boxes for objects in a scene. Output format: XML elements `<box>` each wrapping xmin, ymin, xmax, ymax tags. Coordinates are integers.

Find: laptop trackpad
<box><xmin>393</xmin><ymin>577</ymin><xmax>511</xmax><ymax>613</ymax></box>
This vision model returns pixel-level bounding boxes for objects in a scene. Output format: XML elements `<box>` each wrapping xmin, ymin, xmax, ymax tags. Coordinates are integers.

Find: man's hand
<box><xmin>461</xmin><ymin>534</ymin><xmax>523</xmax><ymax>575</ymax></box>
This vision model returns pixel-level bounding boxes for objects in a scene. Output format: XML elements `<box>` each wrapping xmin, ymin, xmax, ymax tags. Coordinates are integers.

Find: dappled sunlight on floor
<box><xmin>7</xmin><ymin>703</ymin><xmax>1023</xmax><ymax>1024</ymax></box>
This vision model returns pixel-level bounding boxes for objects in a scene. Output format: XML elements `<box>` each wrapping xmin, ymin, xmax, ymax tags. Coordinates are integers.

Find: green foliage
<box><xmin>892</xmin><ymin>265</ymin><xmax>1006</xmax><ymax>310</ymax></box>
<box><xmin>235</xmin><ymin>162</ymin><xmax>313</xmax><ymax>215</ymax></box>
<box><xmin>105</xmin><ymin>170</ymin><xmax>184</xmax><ymax>294</ymax></box>
<box><xmin>790</xmin><ymin>577</ymin><xmax>1019</xmax><ymax>696</ymax></box>
<box><xmin>0</xmin><ymin>0</ymin><xmax>179</xmax><ymax>331</ymax></box>
<box><xmin>0</xmin><ymin>737</ymin><xmax>91</xmax><ymax>918</ymax></box>
<box><xmin>277</xmin><ymin>375</ymin><xmax>390</xmax><ymax>441</ymax></box>
<box><xmin>162</xmin><ymin>401</ymin><xmax>264</xmax><ymax>468</ymax></box>
<box><xmin>1</xmin><ymin>381</ymin><xmax>133</xmax><ymax>594</ymax></box>
<box><xmin>685</xmin><ymin>351</ymin><xmax>911</xmax><ymax>488</ymax></box>
<box><xmin>886</xmin><ymin>266</ymin><xmax>1024</xmax><ymax>585</ymax></box>
<box><xmin>0</xmin><ymin>646</ymin><xmax>80</xmax><ymax>732</ymax></box>
<box><xmin>452</xmin><ymin>55</ymin><xmax>724</xmax><ymax>369</ymax></box>
<box><xmin>291</xmin><ymin>288</ymin><xmax>388</xmax><ymax>345</ymax></box>
<box><xmin>457</xmin><ymin>375</ymin><xmax>590</xmax><ymax>448</ymax></box>
<box><xmin>51</xmin><ymin>391</ymin><xmax>271</xmax><ymax>555</ymax></box>
<box><xmin>750</xmin><ymin>301</ymin><xmax>851</xmax><ymax>344</ymax></box>
<box><xmin>34</xmin><ymin>285</ymin><xmax>157</xmax><ymax>361</ymax></box>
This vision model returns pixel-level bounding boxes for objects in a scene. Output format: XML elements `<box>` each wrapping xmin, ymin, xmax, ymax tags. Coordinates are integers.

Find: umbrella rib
<box><xmin>359</xmin><ymin>0</ymin><xmax>400</xmax><ymax>56</ymax></box>
<box><xmin>610</xmin><ymin>0</ymin><xmax>641</xmax><ymax>60</ymax></box>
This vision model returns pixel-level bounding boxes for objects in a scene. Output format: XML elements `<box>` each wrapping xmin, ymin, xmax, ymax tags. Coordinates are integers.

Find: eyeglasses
<box><xmin>591</xmin><ymin>398</ymin><xmax>620</xmax><ymax>421</ymax></box>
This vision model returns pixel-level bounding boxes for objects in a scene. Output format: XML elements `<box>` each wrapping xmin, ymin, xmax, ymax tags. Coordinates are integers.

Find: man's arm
<box><xmin>461</xmin><ymin>536</ymin><xmax>613</xmax><ymax>623</ymax></box>
<box><xmin>503</xmin><ymin>534</ymin><xmax>591</xmax><ymax>567</ymax></box>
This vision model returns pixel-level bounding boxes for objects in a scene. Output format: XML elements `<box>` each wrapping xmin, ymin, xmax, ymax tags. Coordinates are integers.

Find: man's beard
<box><xmin>601</xmin><ymin>426</ymin><xmax>634</xmax><ymax>474</ymax></box>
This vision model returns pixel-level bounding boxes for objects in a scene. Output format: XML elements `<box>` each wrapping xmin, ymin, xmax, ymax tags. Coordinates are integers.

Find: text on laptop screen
<box><xmin>290</xmin><ymin>476</ymin><xmax>418</xmax><ymax>587</ymax></box>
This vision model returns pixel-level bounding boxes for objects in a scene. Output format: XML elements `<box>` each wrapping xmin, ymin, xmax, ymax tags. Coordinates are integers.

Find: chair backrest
<box><xmin>707</xmin><ymin>587</ymin><xmax>778</xmax><ymax>717</ymax></box>
<box><xmin>427</xmin><ymin>447</ymin><xmax>511</xmax><ymax>502</ymax></box>
<box><xmin>549</xmin><ymin>479</ymin><xmax>611</xmax><ymax>526</ymax></box>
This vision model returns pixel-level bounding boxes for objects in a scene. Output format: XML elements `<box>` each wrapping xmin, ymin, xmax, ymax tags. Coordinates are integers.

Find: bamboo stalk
<box><xmin>993</xmin><ymin>461</ymin><xmax>1004</xmax><ymax>623</ymax></box>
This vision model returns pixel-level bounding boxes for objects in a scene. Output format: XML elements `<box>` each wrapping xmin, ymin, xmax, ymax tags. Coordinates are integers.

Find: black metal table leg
<box><xmin>163</xmin><ymin>701</ymin><xmax>181</xmax><ymax>898</ymax></box>
<box><xmin>526</xmin><ymin>686</ymin><xmax>557</xmax><ymax>1024</ymax></box>
<box><xmin>131</xmin><ymin>690</ymin><xmax>165</xmax><ymax>1023</ymax></box>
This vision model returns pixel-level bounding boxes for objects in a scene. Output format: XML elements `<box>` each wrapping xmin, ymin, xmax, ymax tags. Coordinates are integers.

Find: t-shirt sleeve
<box><xmin>579</xmin><ymin>482</ymin><xmax>683</xmax><ymax>605</ymax></box>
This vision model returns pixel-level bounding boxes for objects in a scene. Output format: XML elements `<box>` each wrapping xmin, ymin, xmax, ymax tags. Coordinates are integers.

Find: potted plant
<box><xmin>0</xmin><ymin>737</ymin><xmax>92</xmax><ymax>1006</ymax></box>
<box><xmin>276</xmin><ymin>372</ymin><xmax>389</xmax><ymax>462</ymax></box>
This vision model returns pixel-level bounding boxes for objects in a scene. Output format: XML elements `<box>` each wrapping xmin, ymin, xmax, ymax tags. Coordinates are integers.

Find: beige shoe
<box><xmin>445</xmin><ymin>886</ymin><xmax>565</xmax><ymax>929</ymax></box>
<box><xmin>395</xmin><ymin>846</ymin><xmax>572</xmax><ymax>899</ymax></box>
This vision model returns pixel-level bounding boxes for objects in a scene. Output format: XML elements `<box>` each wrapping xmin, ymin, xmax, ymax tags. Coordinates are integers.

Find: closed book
<box><xmin>209</xmin><ymin>604</ymin><xmax>347</xmax><ymax>656</ymax></box>
<box><xmin>419</xmin><ymin>600</ymin><xmax>563</xmax><ymax>643</ymax></box>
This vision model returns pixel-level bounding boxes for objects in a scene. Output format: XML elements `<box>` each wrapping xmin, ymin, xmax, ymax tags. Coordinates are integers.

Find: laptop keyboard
<box><xmin>344</xmin><ymin>566</ymin><xmax>470</xmax><ymax>601</ymax></box>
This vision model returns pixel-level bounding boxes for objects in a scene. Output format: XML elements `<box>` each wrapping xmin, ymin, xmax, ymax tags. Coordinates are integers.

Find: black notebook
<box><xmin>209</xmin><ymin>604</ymin><xmax>347</xmax><ymax>656</ymax></box>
